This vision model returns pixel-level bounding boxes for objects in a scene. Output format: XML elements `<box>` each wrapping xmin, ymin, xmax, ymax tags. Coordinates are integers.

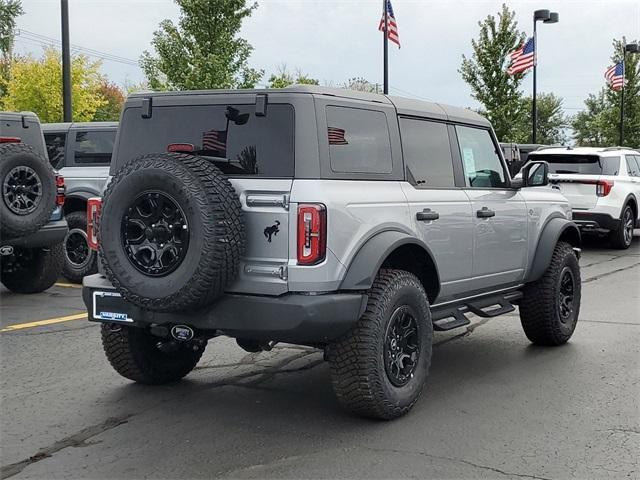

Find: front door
<box><xmin>454</xmin><ymin>125</ymin><xmax>528</xmax><ymax>290</ymax></box>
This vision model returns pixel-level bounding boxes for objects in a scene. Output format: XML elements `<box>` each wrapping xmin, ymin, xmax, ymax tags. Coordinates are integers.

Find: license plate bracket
<box><xmin>92</xmin><ymin>291</ymin><xmax>134</xmax><ymax>323</ymax></box>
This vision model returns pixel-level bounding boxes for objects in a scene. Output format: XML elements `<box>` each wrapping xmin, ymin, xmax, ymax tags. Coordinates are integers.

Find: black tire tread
<box><xmin>101</xmin><ymin>324</ymin><xmax>204</xmax><ymax>384</ymax></box>
<box><xmin>328</xmin><ymin>269</ymin><xmax>431</xmax><ymax>420</ymax></box>
<box><xmin>520</xmin><ymin>241</ymin><xmax>581</xmax><ymax>346</ymax></box>
<box><xmin>99</xmin><ymin>153</ymin><xmax>245</xmax><ymax>312</ymax></box>
<box><xmin>609</xmin><ymin>204</ymin><xmax>633</xmax><ymax>250</ymax></box>
<box><xmin>1</xmin><ymin>244</ymin><xmax>63</xmax><ymax>294</ymax></box>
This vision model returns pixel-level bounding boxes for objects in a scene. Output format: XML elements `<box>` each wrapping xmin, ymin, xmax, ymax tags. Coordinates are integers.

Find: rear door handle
<box><xmin>476</xmin><ymin>207</ymin><xmax>495</xmax><ymax>218</ymax></box>
<box><xmin>417</xmin><ymin>209</ymin><xmax>439</xmax><ymax>221</ymax></box>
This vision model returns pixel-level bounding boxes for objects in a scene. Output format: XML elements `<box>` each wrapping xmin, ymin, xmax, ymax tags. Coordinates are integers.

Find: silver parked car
<box><xmin>43</xmin><ymin>122</ymin><xmax>117</xmax><ymax>282</ymax></box>
<box><xmin>82</xmin><ymin>86</ymin><xmax>582</xmax><ymax>419</ymax></box>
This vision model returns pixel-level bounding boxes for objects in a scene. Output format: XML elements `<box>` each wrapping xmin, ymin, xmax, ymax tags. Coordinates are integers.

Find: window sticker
<box><xmin>463</xmin><ymin>147</ymin><xmax>476</xmax><ymax>174</ymax></box>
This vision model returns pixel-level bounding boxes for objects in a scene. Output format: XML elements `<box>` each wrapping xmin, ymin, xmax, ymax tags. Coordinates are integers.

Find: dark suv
<box><xmin>1</xmin><ymin>111</ymin><xmax>67</xmax><ymax>293</ymax></box>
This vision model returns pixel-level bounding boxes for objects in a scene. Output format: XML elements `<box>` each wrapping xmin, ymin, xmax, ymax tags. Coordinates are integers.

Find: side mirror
<box><xmin>521</xmin><ymin>161</ymin><xmax>549</xmax><ymax>187</ymax></box>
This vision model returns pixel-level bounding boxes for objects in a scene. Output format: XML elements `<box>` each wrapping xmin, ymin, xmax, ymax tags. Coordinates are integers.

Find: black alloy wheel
<box><xmin>3</xmin><ymin>165</ymin><xmax>42</xmax><ymax>215</ymax></box>
<box><xmin>384</xmin><ymin>306</ymin><xmax>420</xmax><ymax>387</ymax></box>
<box><xmin>557</xmin><ymin>267</ymin><xmax>575</xmax><ymax>322</ymax></box>
<box><xmin>64</xmin><ymin>228</ymin><xmax>92</xmax><ymax>269</ymax></box>
<box><xmin>121</xmin><ymin>191</ymin><xmax>189</xmax><ymax>277</ymax></box>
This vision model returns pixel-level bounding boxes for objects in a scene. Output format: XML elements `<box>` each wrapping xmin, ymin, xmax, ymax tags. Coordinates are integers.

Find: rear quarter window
<box><xmin>73</xmin><ymin>130</ymin><xmax>115</xmax><ymax>166</ymax></box>
<box><xmin>325</xmin><ymin>106</ymin><xmax>392</xmax><ymax>174</ymax></box>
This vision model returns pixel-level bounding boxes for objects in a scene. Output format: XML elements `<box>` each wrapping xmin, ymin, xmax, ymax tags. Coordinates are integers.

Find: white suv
<box><xmin>528</xmin><ymin>147</ymin><xmax>640</xmax><ymax>249</ymax></box>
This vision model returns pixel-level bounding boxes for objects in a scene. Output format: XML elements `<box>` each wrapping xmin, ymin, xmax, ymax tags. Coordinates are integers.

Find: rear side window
<box><xmin>44</xmin><ymin>132</ymin><xmax>66</xmax><ymax>169</ymax></box>
<box><xmin>532</xmin><ymin>154</ymin><xmax>620</xmax><ymax>175</ymax></box>
<box><xmin>116</xmin><ymin>104</ymin><xmax>294</xmax><ymax>177</ymax></box>
<box><xmin>626</xmin><ymin>155</ymin><xmax>640</xmax><ymax>176</ymax></box>
<box><xmin>326</xmin><ymin>106</ymin><xmax>392</xmax><ymax>174</ymax></box>
<box><xmin>74</xmin><ymin>130</ymin><xmax>115</xmax><ymax>165</ymax></box>
<box><xmin>399</xmin><ymin>118</ymin><xmax>455</xmax><ymax>187</ymax></box>
<box><xmin>455</xmin><ymin>125</ymin><xmax>507</xmax><ymax>188</ymax></box>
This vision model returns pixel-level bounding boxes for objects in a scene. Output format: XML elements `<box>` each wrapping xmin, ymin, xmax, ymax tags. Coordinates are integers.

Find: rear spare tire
<box><xmin>1</xmin><ymin>244</ymin><xmax>63</xmax><ymax>294</ymax></box>
<box><xmin>0</xmin><ymin>143</ymin><xmax>56</xmax><ymax>238</ymax></box>
<box><xmin>99</xmin><ymin>153</ymin><xmax>245</xmax><ymax>312</ymax></box>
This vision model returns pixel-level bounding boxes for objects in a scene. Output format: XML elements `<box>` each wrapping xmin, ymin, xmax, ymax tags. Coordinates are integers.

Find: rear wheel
<box><xmin>62</xmin><ymin>210</ymin><xmax>97</xmax><ymax>283</ymax></box>
<box><xmin>609</xmin><ymin>205</ymin><xmax>635</xmax><ymax>250</ymax></box>
<box><xmin>520</xmin><ymin>241</ymin><xmax>581</xmax><ymax>345</ymax></box>
<box><xmin>1</xmin><ymin>244</ymin><xmax>63</xmax><ymax>293</ymax></box>
<box><xmin>328</xmin><ymin>269</ymin><xmax>432</xmax><ymax>420</ymax></box>
<box><xmin>101</xmin><ymin>324</ymin><xmax>204</xmax><ymax>384</ymax></box>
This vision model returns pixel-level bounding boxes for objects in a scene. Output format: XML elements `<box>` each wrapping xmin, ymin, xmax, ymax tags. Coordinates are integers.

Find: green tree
<box><xmin>93</xmin><ymin>80</ymin><xmax>125</xmax><ymax>121</ymax></box>
<box><xmin>0</xmin><ymin>0</ymin><xmax>23</xmax><ymax>98</ymax></box>
<box><xmin>517</xmin><ymin>93</ymin><xmax>568</xmax><ymax>144</ymax></box>
<box><xmin>2</xmin><ymin>47</ymin><xmax>106</xmax><ymax>122</ymax></box>
<box><xmin>459</xmin><ymin>4</ymin><xmax>527</xmax><ymax>141</ymax></box>
<box><xmin>267</xmin><ymin>65</ymin><xmax>318</xmax><ymax>88</ymax></box>
<box><xmin>140</xmin><ymin>0</ymin><xmax>263</xmax><ymax>90</ymax></box>
<box><xmin>572</xmin><ymin>39</ymin><xmax>640</xmax><ymax>148</ymax></box>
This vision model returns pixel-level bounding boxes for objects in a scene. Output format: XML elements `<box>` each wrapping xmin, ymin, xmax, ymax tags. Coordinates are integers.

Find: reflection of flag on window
<box><xmin>328</xmin><ymin>127</ymin><xmax>348</xmax><ymax>145</ymax></box>
<box><xmin>202</xmin><ymin>129</ymin><xmax>227</xmax><ymax>154</ymax></box>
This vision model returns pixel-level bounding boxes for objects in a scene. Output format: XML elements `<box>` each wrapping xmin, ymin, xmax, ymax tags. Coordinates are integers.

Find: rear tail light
<box><xmin>87</xmin><ymin>197</ymin><xmax>102</xmax><ymax>251</ymax></box>
<box><xmin>596</xmin><ymin>180</ymin><xmax>614</xmax><ymax>197</ymax></box>
<box><xmin>55</xmin><ymin>175</ymin><xmax>65</xmax><ymax>206</ymax></box>
<box><xmin>0</xmin><ymin>136</ymin><xmax>21</xmax><ymax>143</ymax></box>
<box><xmin>297</xmin><ymin>204</ymin><xmax>326</xmax><ymax>265</ymax></box>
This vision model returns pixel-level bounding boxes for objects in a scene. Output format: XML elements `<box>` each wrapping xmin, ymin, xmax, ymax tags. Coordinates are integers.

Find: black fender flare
<box><xmin>621</xmin><ymin>193</ymin><xmax>638</xmax><ymax>219</ymax></box>
<box><xmin>339</xmin><ymin>230</ymin><xmax>440</xmax><ymax>293</ymax></box>
<box><xmin>525</xmin><ymin>218</ymin><xmax>581</xmax><ymax>283</ymax></box>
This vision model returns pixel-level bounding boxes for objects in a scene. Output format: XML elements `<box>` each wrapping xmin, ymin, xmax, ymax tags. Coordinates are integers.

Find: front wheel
<box><xmin>101</xmin><ymin>324</ymin><xmax>204</xmax><ymax>384</ymax></box>
<box><xmin>328</xmin><ymin>269</ymin><xmax>433</xmax><ymax>420</ymax></box>
<box><xmin>609</xmin><ymin>205</ymin><xmax>635</xmax><ymax>250</ymax></box>
<box><xmin>1</xmin><ymin>244</ymin><xmax>63</xmax><ymax>293</ymax></box>
<box><xmin>519</xmin><ymin>241</ymin><xmax>581</xmax><ymax>346</ymax></box>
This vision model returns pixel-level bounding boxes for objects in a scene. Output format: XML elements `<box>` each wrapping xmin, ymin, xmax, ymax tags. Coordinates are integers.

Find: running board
<box><xmin>431</xmin><ymin>292</ymin><xmax>522</xmax><ymax>331</ymax></box>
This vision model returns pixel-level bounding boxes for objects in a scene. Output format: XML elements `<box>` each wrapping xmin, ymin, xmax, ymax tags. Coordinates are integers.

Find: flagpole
<box><xmin>383</xmin><ymin>0</ymin><xmax>389</xmax><ymax>94</ymax></box>
<box><xmin>532</xmin><ymin>19</ymin><xmax>538</xmax><ymax>144</ymax></box>
<box><xmin>619</xmin><ymin>41</ymin><xmax>626</xmax><ymax>146</ymax></box>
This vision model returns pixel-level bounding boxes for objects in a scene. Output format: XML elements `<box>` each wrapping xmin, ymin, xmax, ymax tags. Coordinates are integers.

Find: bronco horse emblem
<box><xmin>263</xmin><ymin>221</ymin><xmax>280</xmax><ymax>243</ymax></box>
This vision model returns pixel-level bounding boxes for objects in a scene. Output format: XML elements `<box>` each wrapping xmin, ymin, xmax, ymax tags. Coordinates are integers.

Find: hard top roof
<box><xmin>127</xmin><ymin>85</ymin><xmax>489</xmax><ymax>127</ymax></box>
<box><xmin>0</xmin><ymin>111</ymin><xmax>40</xmax><ymax>121</ymax></box>
<box><xmin>42</xmin><ymin>121</ymin><xmax>118</xmax><ymax>132</ymax></box>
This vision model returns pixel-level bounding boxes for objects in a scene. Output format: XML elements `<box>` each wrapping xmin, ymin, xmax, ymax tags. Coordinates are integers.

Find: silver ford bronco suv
<box><xmin>82</xmin><ymin>86</ymin><xmax>582</xmax><ymax>419</ymax></box>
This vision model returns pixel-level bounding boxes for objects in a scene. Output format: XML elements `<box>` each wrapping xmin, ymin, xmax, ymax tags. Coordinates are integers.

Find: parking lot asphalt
<box><xmin>1</xmin><ymin>235</ymin><xmax>639</xmax><ymax>480</ymax></box>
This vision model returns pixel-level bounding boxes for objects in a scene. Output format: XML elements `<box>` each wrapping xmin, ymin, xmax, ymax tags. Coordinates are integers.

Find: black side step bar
<box><xmin>431</xmin><ymin>292</ymin><xmax>522</xmax><ymax>331</ymax></box>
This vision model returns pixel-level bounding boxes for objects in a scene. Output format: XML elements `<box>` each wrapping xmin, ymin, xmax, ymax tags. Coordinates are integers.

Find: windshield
<box><xmin>531</xmin><ymin>154</ymin><xmax>620</xmax><ymax>175</ymax></box>
<box><xmin>115</xmin><ymin>103</ymin><xmax>295</xmax><ymax>177</ymax></box>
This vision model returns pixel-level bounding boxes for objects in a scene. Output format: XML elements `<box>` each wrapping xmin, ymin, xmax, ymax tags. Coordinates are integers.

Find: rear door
<box><xmin>399</xmin><ymin>118</ymin><xmax>474</xmax><ymax>299</ymax></box>
<box><xmin>116</xmin><ymin>96</ymin><xmax>299</xmax><ymax>295</ymax></box>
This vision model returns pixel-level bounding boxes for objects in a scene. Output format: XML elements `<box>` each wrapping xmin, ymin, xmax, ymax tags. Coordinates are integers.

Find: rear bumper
<box><xmin>2</xmin><ymin>219</ymin><xmax>68</xmax><ymax>248</ymax></box>
<box><xmin>572</xmin><ymin>212</ymin><xmax>620</xmax><ymax>232</ymax></box>
<box><xmin>82</xmin><ymin>274</ymin><xmax>367</xmax><ymax>344</ymax></box>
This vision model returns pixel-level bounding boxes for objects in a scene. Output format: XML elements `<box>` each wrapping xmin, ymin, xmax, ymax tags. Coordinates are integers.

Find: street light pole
<box><xmin>532</xmin><ymin>9</ymin><xmax>558</xmax><ymax>144</ymax></box>
<box><xmin>61</xmin><ymin>0</ymin><xmax>72</xmax><ymax>122</ymax></box>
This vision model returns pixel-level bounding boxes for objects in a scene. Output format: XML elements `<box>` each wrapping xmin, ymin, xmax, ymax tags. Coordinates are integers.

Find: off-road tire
<box><xmin>99</xmin><ymin>153</ymin><xmax>245</xmax><ymax>312</ymax></box>
<box><xmin>328</xmin><ymin>269</ymin><xmax>433</xmax><ymax>420</ymax></box>
<box><xmin>520</xmin><ymin>241</ymin><xmax>581</xmax><ymax>346</ymax></box>
<box><xmin>62</xmin><ymin>210</ymin><xmax>97</xmax><ymax>283</ymax></box>
<box><xmin>0</xmin><ymin>143</ymin><xmax>57</xmax><ymax>238</ymax></box>
<box><xmin>101</xmin><ymin>324</ymin><xmax>204</xmax><ymax>384</ymax></box>
<box><xmin>609</xmin><ymin>204</ymin><xmax>634</xmax><ymax>250</ymax></box>
<box><xmin>1</xmin><ymin>244</ymin><xmax>63</xmax><ymax>293</ymax></box>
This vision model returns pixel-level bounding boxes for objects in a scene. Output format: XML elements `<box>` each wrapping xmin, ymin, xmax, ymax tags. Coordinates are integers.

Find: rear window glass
<box><xmin>116</xmin><ymin>104</ymin><xmax>295</xmax><ymax>177</ymax></box>
<box><xmin>326</xmin><ymin>106</ymin><xmax>392</xmax><ymax>174</ymax></box>
<box><xmin>74</xmin><ymin>130</ymin><xmax>115</xmax><ymax>165</ymax></box>
<box><xmin>44</xmin><ymin>132</ymin><xmax>66</xmax><ymax>169</ymax></box>
<box><xmin>532</xmin><ymin>154</ymin><xmax>620</xmax><ymax>175</ymax></box>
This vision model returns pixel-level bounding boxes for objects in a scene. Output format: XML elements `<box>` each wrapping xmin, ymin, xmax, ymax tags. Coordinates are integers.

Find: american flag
<box><xmin>202</xmin><ymin>129</ymin><xmax>227</xmax><ymax>154</ymax></box>
<box><xmin>507</xmin><ymin>37</ymin><xmax>535</xmax><ymax>75</ymax></box>
<box><xmin>378</xmin><ymin>0</ymin><xmax>400</xmax><ymax>48</ymax></box>
<box><xmin>605</xmin><ymin>62</ymin><xmax>625</xmax><ymax>91</ymax></box>
<box><xmin>328</xmin><ymin>127</ymin><xmax>348</xmax><ymax>145</ymax></box>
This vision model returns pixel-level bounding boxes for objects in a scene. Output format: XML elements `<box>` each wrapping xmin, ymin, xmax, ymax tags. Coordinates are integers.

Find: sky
<box><xmin>13</xmin><ymin>0</ymin><xmax>640</xmax><ymax>115</ymax></box>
